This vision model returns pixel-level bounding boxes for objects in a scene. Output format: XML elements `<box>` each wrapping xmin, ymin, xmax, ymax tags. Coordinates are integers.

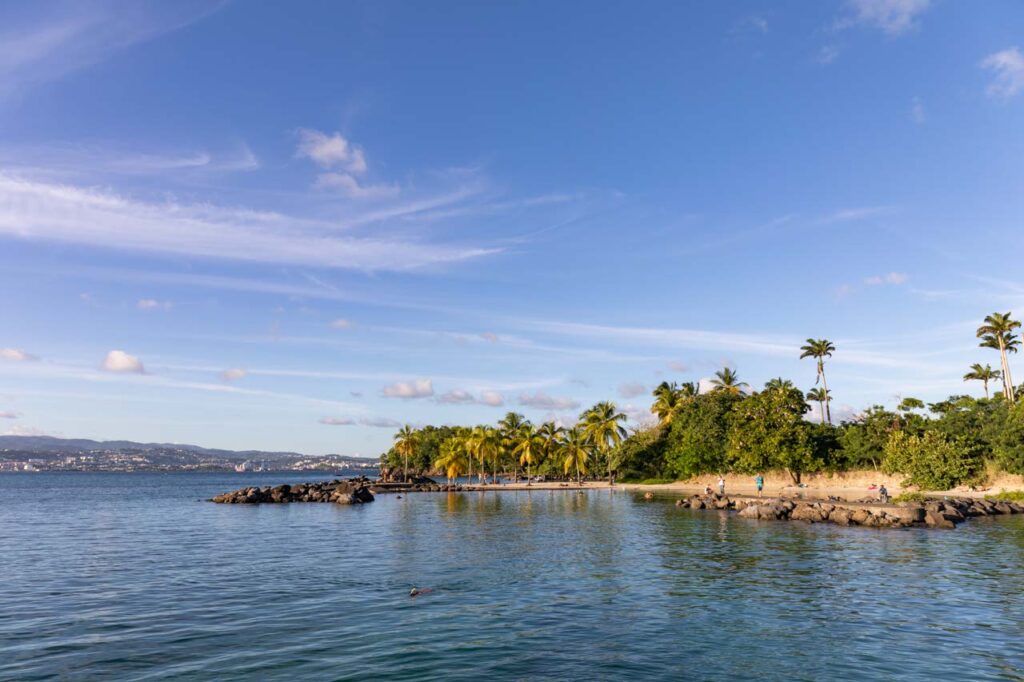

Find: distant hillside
<box><xmin>0</xmin><ymin>435</ymin><xmax>377</xmax><ymax>463</ymax></box>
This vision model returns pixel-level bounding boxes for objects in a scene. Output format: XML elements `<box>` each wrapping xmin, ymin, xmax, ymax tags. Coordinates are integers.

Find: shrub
<box><xmin>893</xmin><ymin>491</ymin><xmax>927</xmax><ymax>504</ymax></box>
<box><xmin>882</xmin><ymin>430</ymin><xmax>982</xmax><ymax>490</ymax></box>
<box><xmin>986</xmin><ymin>491</ymin><xmax>1024</xmax><ymax>502</ymax></box>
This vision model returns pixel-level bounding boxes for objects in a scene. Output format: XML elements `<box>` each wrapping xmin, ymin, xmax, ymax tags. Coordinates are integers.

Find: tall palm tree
<box><xmin>805</xmin><ymin>387</ymin><xmax>830</xmax><ymax>424</ymax></box>
<box><xmin>709</xmin><ymin>367</ymin><xmax>748</xmax><ymax>395</ymax></box>
<box><xmin>513</xmin><ymin>424</ymin><xmax>543</xmax><ymax>484</ymax></box>
<box><xmin>561</xmin><ymin>426</ymin><xmax>591</xmax><ymax>485</ymax></box>
<box><xmin>977</xmin><ymin>312</ymin><xmax>1021</xmax><ymax>402</ymax></box>
<box><xmin>498</xmin><ymin>412</ymin><xmax>529</xmax><ymax>479</ymax></box>
<box><xmin>799</xmin><ymin>338</ymin><xmax>836</xmax><ymax>423</ymax></box>
<box><xmin>394</xmin><ymin>425</ymin><xmax>417</xmax><ymax>482</ymax></box>
<box><xmin>963</xmin><ymin>363</ymin><xmax>1001</xmax><ymax>400</ymax></box>
<box><xmin>581</xmin><ymin>401</ymin><xmax>627</xmax><ymax>484</ymax></box>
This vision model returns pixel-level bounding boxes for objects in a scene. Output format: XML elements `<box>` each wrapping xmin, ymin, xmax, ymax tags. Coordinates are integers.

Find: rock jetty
<box><xmin>673</xmin><ymin>493</ymin><xmax>1024</xmax><ymax>529</ymax></box>
<box><xmin>211</xmin><ymin>479</ymin><xmax>376</xmax><ymax>505</ymax></box>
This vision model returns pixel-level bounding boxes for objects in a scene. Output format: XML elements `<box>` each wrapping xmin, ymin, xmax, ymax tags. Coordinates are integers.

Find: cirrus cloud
<box><xmin>221</xmin><ymin>368</ymin><xmax>246</xmax><ymax>381</ymax></box>
<box><xmin>1</xmin><ymin>348</ymin><xmax>38</xmax><ymax>362</ymax></box>
<box><xmin>982</xmin><ymin>47</ymin><xmax>1024</xmax><ymax>99</ymax></box>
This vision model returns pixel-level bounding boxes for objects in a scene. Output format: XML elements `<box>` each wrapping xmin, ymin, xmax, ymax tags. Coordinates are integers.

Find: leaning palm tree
<box><xmin>977</xmin><ymin>312</ymin><xmax>1021</xmax><ymax>402</ymax></box>
<box><xmin>799</xmin><ymin>338</ymin><xmax>836</xmax><ymax>423</ymax></box>
<box><xmin>561</xmin><ymin>426</ymin><xmax>591</xmax><ymax>485</ymax></box>
<box><xmin>709</xmin><ymin>367</ymin><xmax>749</xmax><ymax>396</ymax></box>
<box><xmin>513</xmin><ymin>424</ymin><xmax>543</xmax><ymax>485</ymax></box>
<box><xmin>581</xmin><ymin>401</ymin><xmax>627</xmax><ymax>484</ymax></box>
<box><xmin>394</xmin><ymin>425</ymin><xmax>417</xmax><ymax>482</ymax></box>
<box><xmin>963</xmin><ymin>363</ymin><xmax>1001</xmax><ymax>400</ymax></box>
<box><xmin>465</xmin><ymin>425</ymin><xmax>493</xmax><ymax>483</ymax></box>
<box><xmin>805</xmin><ymin>387</ymin><xmax>831</xmax><ymax>424</ymax></box>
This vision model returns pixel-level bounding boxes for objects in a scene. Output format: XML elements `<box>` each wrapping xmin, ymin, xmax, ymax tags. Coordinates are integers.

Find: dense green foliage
<box><xmin>380</xmin><ymin>312</ymin><xmax>1024</xmax><ymax>491</ymax></box>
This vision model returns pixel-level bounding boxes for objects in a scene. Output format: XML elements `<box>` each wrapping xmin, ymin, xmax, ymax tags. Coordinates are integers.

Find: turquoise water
<box><xmin>2</xmin><ymin>473</ymin><xmax>1023</xmax><ymax>681</ymax></box>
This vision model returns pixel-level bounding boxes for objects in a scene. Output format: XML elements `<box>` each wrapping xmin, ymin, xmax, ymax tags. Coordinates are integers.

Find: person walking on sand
<box><xmin>718</xmin><ymin>475</ymin><xmax>725</xmax><ymax>496</ymax></box>
<box><xmin>879</xmin><ymin>484</ymin><xmax>889</xmax><ymax>504</ymax></box>
<box><xmin>754</xmin><ymin>474</ymin><xmax>764</xmax><ymax>498</ymax></box>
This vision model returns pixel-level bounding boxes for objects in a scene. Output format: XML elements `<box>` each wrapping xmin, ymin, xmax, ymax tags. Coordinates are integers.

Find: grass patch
<box><xmin>986</xmin><ymin>491</ymin><xmax>1024</xmax><ymax>502</ymax></box>
<box><xmin>893</xmin><ymin>492</ymin><xmax>927</xmax><ymax>504</ymax></box>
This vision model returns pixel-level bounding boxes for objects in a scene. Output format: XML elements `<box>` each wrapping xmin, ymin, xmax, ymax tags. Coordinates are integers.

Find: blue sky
<box><xmin>2</xmin><ymin>0</ymin><xmax>1023</xmax><ymax>455</ymax></box>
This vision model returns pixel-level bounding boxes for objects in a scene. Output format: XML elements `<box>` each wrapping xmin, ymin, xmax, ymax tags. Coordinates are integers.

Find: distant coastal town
<box><xmin>0</xmin><ymin>436</ymin><xmax>378</xmax><ymax>473</ymax></box>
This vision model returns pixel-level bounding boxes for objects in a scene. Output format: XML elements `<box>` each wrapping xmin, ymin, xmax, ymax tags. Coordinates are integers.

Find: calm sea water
<box><xmin>2</xmin><ymin>473</ymin><xmax>1023</xmax><ymax>681</ymax></box>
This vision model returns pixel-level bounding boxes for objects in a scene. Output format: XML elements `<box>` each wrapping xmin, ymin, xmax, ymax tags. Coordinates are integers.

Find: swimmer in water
<box><xmin>409</xmin><ymin>586</ymin><xmax>433</xmax><ymax>597</ymax></box>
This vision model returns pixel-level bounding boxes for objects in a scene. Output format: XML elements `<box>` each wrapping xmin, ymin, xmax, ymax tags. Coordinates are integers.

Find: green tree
<box><xmin>709</xmin><ymin>367</ymin><xmax>748</xmax><ymax>395</ymax></box>
<box><xmin>995</xmin><ymin>399</ymin><xmax>1024</xmax><ymax>474</ymax></box>
<box><xmin>434</xmin><ymin>437</ymin><xmax>469</xmax><ymax>483</ymax></box>
<box><xmin>611</xmin><ymin>425</ymin><xmax>668</xmax><ymax>480</ymax></box>
<box><xmin>663</xmin><ymin>391</ymin><xmax>741</xmax><ymax>479</ymax></box>
<box><xmin>800</xmin><ymin>338</ymin><xmax>836</xmax><ymax>423</ymax></box>
<box><xmin>883</xmin><ymin>430</ymin><xmax>981</xmax><ymax>490</ymax></box>
<box><xmin>963</xmin><ymin>363</ymin><xmax>1001</xmax><ymax>400</ymax></box>
<box><xmin>651</xmin><ymin>381</ymin><xmax>687</xmax><ymax>426</ymax></box>
<box><xmin>977</xmin><ymin>312</ymin><xmax>1021</xmax><ymax>402</ymax></box>
<box><xmin>728</xmin><ymin>385</ymin><xmax>819</xmax><ymax>484</ymax></box>
<box><xmin>838</xmin><ymin>406</ymin><xmax>897</xmax><ymax>470</ymax></box>
<box><xmin>580</xmin><ymin>401</ymin><xmax>628</xmax><ymax>484</ymax></box>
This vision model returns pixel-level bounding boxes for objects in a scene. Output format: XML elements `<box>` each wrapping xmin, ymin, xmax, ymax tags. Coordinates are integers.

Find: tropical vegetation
<box><xmin>380</xmin><ymin>312</ymin><xmax>1024</xmax><ymax>491</ymax></box>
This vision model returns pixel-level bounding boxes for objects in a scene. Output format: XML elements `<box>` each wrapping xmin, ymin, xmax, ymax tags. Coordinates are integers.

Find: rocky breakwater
<box><xmin>673</xmin><ymin>493</ymin><xmax>1024</xmax><ymax>529</ymax></box>
<box><xmin>211</xmin><ymin>479</ymin><xmax>375</xmax><ymax>505</ymax></box>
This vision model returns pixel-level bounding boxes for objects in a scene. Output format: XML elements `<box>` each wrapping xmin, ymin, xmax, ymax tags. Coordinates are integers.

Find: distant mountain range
<box><xmin>0</xmin><ymin>435</ymin><xmax>377</xmax><ymax>463</ymax></box>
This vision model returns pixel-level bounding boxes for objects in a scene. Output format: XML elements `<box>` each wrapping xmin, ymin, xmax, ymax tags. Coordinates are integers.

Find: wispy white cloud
<box><xmin>837</xmin><ymin>0</ymin><xmax>930</xmax><ymax>35</ymax></box>
<box><xmin>221</xmin><ymin>368</ymin><xmax>246</xmax><ymax>381</ymax></box>
<box><xmin>518</xmin><ymin>391</ymin><xmax>580</xmax><ymax>411</ymax></box>
<box><xmin>314</xmin><ymin>172</ymin><xmax>399</xmax><ymax>199</ymax></box>
<box><xmin>667</xmin><ymin>361</ymin><xmax>689</xmax><ymax>372</ymax></box>
<box><xmin>137</xmin><ymin>298</ymin><xmax>172</xmax><ymax>310</ymax></box>
<box><xmin>982</xmin><ymin>47</ymin><xmax>1024</xmax><ymax>99</ymax></box>
<box><xmin>480</xmin><ymin>332</ymin><xmax>499</xmax><ymax>343</ymax></box>
<box><xmin>101</xmin><ymin>349</ymin><xmax>145</xmax><ymax>374</ymax></box>
<box><xmin>295</xmin><ymin>129</ymin><xmax>365</xmax><ymax>172</ymax></box>
<box><xmin>0</xmin><ymin>174</ymin><xmax>497</xmax><ymax>272</ymax></box>
<box><xmin>819</xmin><ymin>206</ymin><xmax>892</xmax><ymax>224</ymax></box>
<box><xmin>864</xmin><ymin>271</ymin><xmax>909</xmax><ymax>285</ymax></box>
<box><xmin>817</xmin><ymin>45</ymin><xmax>840</xmax><ymax>65</ymax></box>
<box><xmin>0</xmin><ymin>1</ymin><xmax>225</xmax><ymax>98</ymax></box>
<box><xmin>330</xmin><ymin>319</ymin><xmax>353</xmax><ymax>330</ymax></box>
<box><xmin>0</xmin><ymin>410</ymin><xmax>18</xmax><ymax>419</ymax></box>
<box><xmin>382</xmin><ymin>378</ymin><xmax>434</xmax><ymax>399</ymax></box>
<box><xmin>1</xmin><ymin>348</ymin><xmax>38</xmax><ymax>362</ymax></box>
<box><xmin>319</xmin><ymin>415</ymin><xmax>401</xmax><ymax>428</ymax></box>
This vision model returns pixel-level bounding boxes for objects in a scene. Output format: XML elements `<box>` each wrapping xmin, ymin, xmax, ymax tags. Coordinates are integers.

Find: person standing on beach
<box><xmin>718</xmin><ymin>475</ymin><xmax>725</xmax><ymax>496</ymax></box>
<box><xmin>754</xmin><ymin>474</ymin><xmax>764</xmax><ymax>498</ymax></box>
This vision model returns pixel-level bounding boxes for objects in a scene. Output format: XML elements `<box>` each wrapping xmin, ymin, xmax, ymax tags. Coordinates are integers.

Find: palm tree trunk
<box><xmin>983</xmin><ymin>379</ymin><xmax>990</xmax><ymax>400</ymax></box>
<box><xmin>819</xmin><ymin>362</ymin><xmax>832</xmax><ymax>424</ymax></box>
<box><xmin>404</xmin><ymin>453</ymin><xmax>409</xmax><ymax>482</ymax></box>
<box><xmin>998</xmin><ymin>339</ymin><xmax>1014</xmax><ymax>402</ymax></box>
<box><xmin>818</xmin><ymin>399</ymin><xmax>825</xmax><ymax>424</ymax></box>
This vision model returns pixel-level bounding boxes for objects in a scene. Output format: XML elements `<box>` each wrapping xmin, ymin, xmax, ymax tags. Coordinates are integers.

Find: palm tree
<box><xmin>963</xmin><ymin>363</ymin><xmax>1001</xmax><ymax>400</ymax></box>
<box><xmin>977</xmin><ymin>312</ymin><xmax>1021</xmax><ymax>402</ymax></box>
<box><xmin>709</xmin><ymin>367</ymin><xmax>748</xmax><ymax>395</ymax></box>
<box><xmin>799</xmin><ymin>338</ymin><xmax>836</xmax><ymax>423</ymax></box>
<box><xmin>465</xmin><ymin>426</ymin><xmax>494</xmax><ymax>483</ymax></box>
<box><xmin>498</xmin><ymin>412</ymin><xmax>529</xmax><ymax>479</ymax></box>
<box><xmin>561</xmin><ymin>426</ymin><xmax>591</xmax><ymax>485</ymax></box>
<box><xmin>766</xmin><ymin>377</ymin><xmax>796</xmax><ymax>392</ymax></box>
<box><xmin>581</xmin><ymin>401</ymin><xmax>627</xmax><ymax>484</ymax></box>
<box><xmin>536</xmin><ymin>421</ymin><xmax>565</xmax><ymax>475</ymax></box>
<box><xmin>513</xmin><ymin>424</ymin><xmax>543</xmax><ymax>485</ymax></box>
<box><xmin>434</xmin><ymin>438</ymin><xmax>468</xmax><ymax>484</ymax></box>
<box><xmin>651</xmin><ymin>381</ymin><xmax>683</xmax><ymax>426</ymax></box>
<box><xmin>394</xmin><ymin>425</ymin><xmax>417</xmax><ymax>482</ymax></box>
<box><xmin>805</xmin><ymin>387</ymin><xmax>830</xmax><ymax>424</ymax></box>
